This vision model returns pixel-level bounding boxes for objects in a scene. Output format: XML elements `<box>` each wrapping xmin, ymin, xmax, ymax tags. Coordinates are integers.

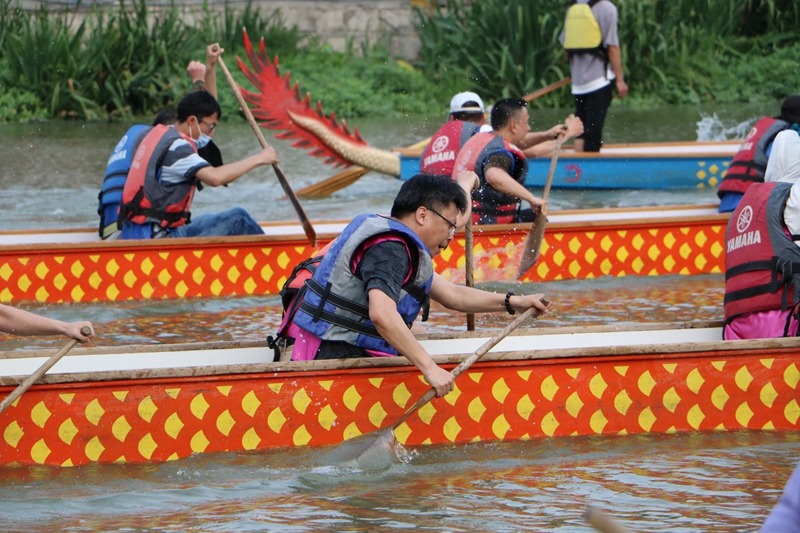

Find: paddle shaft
<box><xmin>0</xmin><ymin>326</ymin><xmax>91</xmax><ymax>415</ymax></box>
<box><xmin>542</xmin><ymin>133</ymin><xmax>566</xmax><ymax>202</ymax></box>
<box><xmin>390</xmin><ymin>303</ymin><xmax>546</xmax><ymax>430</ymax></box>
<box><xmin>464</xmin><ymin>221</ymin><xmax>475</xmax><ymax>331</ymax></box>
<box><xmin>213</xmin><ymin>46</ymin><xmax>317</xmax><ymax>246</ymax></box>
<box><xmin>522</xmin><ymin>77</ymin><xmax>571</xmax><ymax>102</ymax></box>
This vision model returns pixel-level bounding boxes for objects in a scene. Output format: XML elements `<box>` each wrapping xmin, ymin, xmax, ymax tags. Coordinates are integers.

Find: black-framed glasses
<box><xmin>197</xmin><ymin>117</ymin><xmax>217</xmax><ymax>132</ymax></box>
<box><xmin>428</xmin><ymin>206</ymin><xmax>458</xmax><ymax>235</ymax></box>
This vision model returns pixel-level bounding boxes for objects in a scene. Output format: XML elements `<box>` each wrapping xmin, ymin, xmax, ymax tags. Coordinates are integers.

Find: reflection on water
<box><xmin>0</xmin><ymin>274</ymin><xmax>724</xmax><ymax>350</ymax></box>
<box><xmin>0</xmin><ymin>430</ymin><xmax>796</xmax><ymax>532</ymax></box>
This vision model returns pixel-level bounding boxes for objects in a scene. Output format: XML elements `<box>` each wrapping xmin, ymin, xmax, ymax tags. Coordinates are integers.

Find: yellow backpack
<box><xmin>563</xmin><ymin>0</ymin><xmax>605</xmax><ymax>56</ymax></box>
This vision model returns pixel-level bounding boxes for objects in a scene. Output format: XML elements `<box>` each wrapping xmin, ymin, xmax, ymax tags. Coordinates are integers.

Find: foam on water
<box><xmin>696</xmin><ymin>112</ymin><xmax>756</xmax><ymax>142</ymax></box>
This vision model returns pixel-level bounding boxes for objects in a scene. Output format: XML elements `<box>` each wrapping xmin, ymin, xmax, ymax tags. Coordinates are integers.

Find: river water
<box><xmin>1</xmin><ymin>101</ymin><xmax>796</xmax><ymax>532</ymax></box>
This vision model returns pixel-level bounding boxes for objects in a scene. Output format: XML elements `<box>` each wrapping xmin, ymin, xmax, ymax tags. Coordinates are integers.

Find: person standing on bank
<box><xmin>560</xmin><ymin>0</ymin><xmax>628</xmax><ymax>152</ymax></box>
<box><xmin>118</xmin><ymin>89</ymin><xmax>279</xmax><ymax>239</ymax></box>
<box><xmin>277</xmin><ymin>174</ymin><xmax>550</xmax><ymax>397</ymax></box>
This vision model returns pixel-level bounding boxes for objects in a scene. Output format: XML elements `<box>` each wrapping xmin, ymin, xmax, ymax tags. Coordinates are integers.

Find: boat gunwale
<box><xmin>394</xmin><ymin>139</ymin><xmax>741</xmax><ymax>158</ymax></box>
<box><xmin>0</xmin><ymin>205</ymin><xmax>728</xmax><ymax>252</ymax></box>
<box><xmin>3</xmin><ymin>321</ymin><xmax>798</xmax><ymax>387</ymax></box>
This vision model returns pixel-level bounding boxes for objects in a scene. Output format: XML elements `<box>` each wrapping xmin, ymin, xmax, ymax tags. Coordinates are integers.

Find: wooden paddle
<box><xmin>584</xmin><ymin>507</ymin><xmax>636</xmax><ymax>533</ymax></box>
<box><xmin>465</xmin><ymin>221</ymin><xmax>475</xmax><ymax>331</ymax></box>
<box><xmin>213</xmin><ymin>45</ymin><xmax>317</xmax><ymax>246</ymax></box>
<box><xmin>0</xmin><ymin>326</ymin><xmax>92</xmax><ymax>415</ymax></box>
<box><xmin>516</xmin><ymin>131</ymin><xmax>566</xmax><ymax>278</ymax></box>
<box><xmin>298</xmin><ymin>77</ymin><xmax>572</xmax><ymax>198</ymax></box>
<box><xmin>319</xmin><ymin>299</ymin><xmax>548</xmax><ymax>467</ymax></box>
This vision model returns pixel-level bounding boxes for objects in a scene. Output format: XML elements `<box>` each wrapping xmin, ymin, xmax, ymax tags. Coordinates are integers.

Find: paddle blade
<box><xmin>517</xmin><ymin>217</ymin><xmax>547</xmax><ymax>278</ymax></box>
<box><xmin>317</xmin><ymin>429</ymin><xmax>400</xmax><ymax>470</ymax></box>
<box><xmin>296</xmin><ymin>167</ymin><xmax>370</xmax><ymax>198</ymax></box>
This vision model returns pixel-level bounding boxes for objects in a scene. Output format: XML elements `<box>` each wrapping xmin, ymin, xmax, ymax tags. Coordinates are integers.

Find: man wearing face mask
<box><xmin>118</xmin><ymin>90</ymin><xmax>278</xmax><ymax>239</ymax></box>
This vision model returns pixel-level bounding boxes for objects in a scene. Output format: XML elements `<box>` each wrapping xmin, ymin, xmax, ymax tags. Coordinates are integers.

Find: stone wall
<box><xmin>21</xmin><ymin>0</ymin><xmax>425</xmax><ymax>59</ymax></box>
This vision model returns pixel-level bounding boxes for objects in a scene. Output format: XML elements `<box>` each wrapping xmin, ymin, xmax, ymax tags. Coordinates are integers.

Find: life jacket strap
<box><xmin>298</xmin><ymin>300</ymin><xmax>384</xmax><ymax>339</ymax></box>
<box><xmin>724</xmin><ymin>257</ymin><xmax>800</xmax><ymax>310</ymax></box>
<box><xmin>119</xmin><ymin>187</ymin><xmax>191</xmax><ymax>227</ymax></box>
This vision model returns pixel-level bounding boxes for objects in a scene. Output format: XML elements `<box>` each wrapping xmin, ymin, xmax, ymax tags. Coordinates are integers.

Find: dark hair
<box><xmin>152</xmin><ymin>109</ymin><xmax>178</xmax><ymax>126</ymax></box>
<box><xmin>177</xmin><ymin>90</ymin><xmax>222</xmax><ymax>122</ymax></box>
<box><xmin>491</xmin><ymin>98</ymin><xmax>527</xmax><ymax>130</ymax></box>
<box><xmin>451</xmin><ymin>110</ymin><xmax>484</xmax><ymax>123</ymax></box>
<box><xmin>780</xmin><ymin>95</ymin><xmax>800</xmax><ymax>125</ymax></box>
<box><xmin>391</xmin><ymin>174</ymin><xmax>468</xmax><ymax>218</ymax></box>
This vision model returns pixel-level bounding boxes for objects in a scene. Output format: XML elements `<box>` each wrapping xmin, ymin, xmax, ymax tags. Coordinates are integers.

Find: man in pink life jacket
<box><xmin>276</xmin><ymin>174</ymin><xmax>550</xmax><ymax>398</ymax></box>
<box><xmin>724</xmin><ymin>130</ymin><xmax>800</xmax><ymax>340</ymax></box>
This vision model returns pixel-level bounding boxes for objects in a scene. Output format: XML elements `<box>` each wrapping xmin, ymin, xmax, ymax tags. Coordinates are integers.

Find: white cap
<box><xmin>449</xmin><ymin>92</ymin><xmax>484</xmax><ymax>113</ymax></box>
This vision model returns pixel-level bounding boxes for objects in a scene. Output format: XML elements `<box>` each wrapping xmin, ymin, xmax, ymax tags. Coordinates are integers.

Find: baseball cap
<box><xmin>450</xmin><ymin>92</ymin><xmax>485</xmax><ymax>113</ymax></box>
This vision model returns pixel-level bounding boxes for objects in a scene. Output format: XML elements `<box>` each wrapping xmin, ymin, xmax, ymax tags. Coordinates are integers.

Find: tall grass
<box><xmin>0</xmin><ymin>0</ymin><xmax>297</xmax><ymax>120</ymax></box>
<box><xmin>415</xmin><ymin>0</ymin><xmax>800</xmax><ymax>106</ymax></box>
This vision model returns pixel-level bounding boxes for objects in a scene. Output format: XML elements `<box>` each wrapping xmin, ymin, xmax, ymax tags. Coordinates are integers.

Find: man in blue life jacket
<box><xmin>278</xmin><ymin>174</ymin><xmax>551</xmax><ymax>397</ymax></box>
<box><xmin>117</xmin><ymin>89</ymin><xmax>278</xmax><ymax>240</ymax></box>
<box><xmin>559</xmin><ymin>0</ymin><xmax>628</xmax><ymax>152</ymax></box>
<box><xmin>98</xmin><ymin>44</ymin><xmax>227</xmax><ymax>239</ymax></box>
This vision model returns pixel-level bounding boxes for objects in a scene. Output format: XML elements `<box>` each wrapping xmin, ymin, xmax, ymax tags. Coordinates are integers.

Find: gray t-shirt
<box><xmin>559</xmin><ymin>0</ymin><xmax>620</xmax><ymax>95</ymax></box>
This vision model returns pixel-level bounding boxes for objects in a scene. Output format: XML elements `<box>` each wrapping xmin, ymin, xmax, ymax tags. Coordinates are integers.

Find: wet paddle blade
<box><xmin>317</xmin><ymin>429</ymin><xmax>399</xmax><ymax>470</ymax></box>
<box><xmin>296</xmin><ymin>166</ymin><xmax>370</xmax><ymax>198</ymax></box>
<box><xmin>517</xmin><ymin>216</ymin><xmax>547</xmax><ymax>278</ymax></box>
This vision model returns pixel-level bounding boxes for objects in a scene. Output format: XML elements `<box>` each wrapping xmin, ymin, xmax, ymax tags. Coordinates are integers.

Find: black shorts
<box><xmin>574</xmin><ymin>83</ymin><xmax>614</xmax><ymax>152</ymax></box>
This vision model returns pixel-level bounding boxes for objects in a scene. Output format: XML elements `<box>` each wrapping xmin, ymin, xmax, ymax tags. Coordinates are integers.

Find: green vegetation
<box><xmin>0</xmin><ymin>0</ymin><xmax>449</xmax><ymax>121</ymax></box>
<box><xmin>0</xmin><ymin>0</ymin><xmax>798</xmax><ymax>121</ymax></box>
<box><xmin>415</xmin><ymin>0</ymin><xmax>800</xmax><ymax>108</ymax></box>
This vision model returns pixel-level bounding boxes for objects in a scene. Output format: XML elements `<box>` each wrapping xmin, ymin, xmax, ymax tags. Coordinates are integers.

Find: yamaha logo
<box><xmin>743</xmin><ymin>126</ymin><xmax>758</xmax><ymax>142</ymax></box>
<box><xmin>737</xmin><ymin>205</ymin><xmax>753</xmax><ymax>233</ymax></box>
<box><xmin>114</xmin><ymin>135</ymin><xmax>128</xmax><ymax>153</ymax></box>
<box><xmin>431</xmin><ymin>136</ymin><xmax>449</xmax><ymax>153</ymax></box>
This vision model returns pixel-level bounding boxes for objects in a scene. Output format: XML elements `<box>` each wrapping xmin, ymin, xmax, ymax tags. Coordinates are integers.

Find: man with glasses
<box><xmin>118</xmin><ymin>89</ymin><xmax>278</xmax><ymax>239</ymax></box>
<box><xmin>453</xmin><ymin>98</ymin><xmax>551</xmax><ymax>225</ymax></box>
<box><xmin>276</xmin><ymin>174</ymin><xmax>550</xmax><ymax>397</ymax></box>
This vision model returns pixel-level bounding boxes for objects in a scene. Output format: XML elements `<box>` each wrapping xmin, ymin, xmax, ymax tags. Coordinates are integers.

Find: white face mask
<box><xmin>195</xmin><ymin>133</ymin><xmax>212</xmax><ymax>149</ymax></box>
<box><xmin>189</xmin><ymin>119</ymin><xmax>212</xmax><ymax>149</ymax></box>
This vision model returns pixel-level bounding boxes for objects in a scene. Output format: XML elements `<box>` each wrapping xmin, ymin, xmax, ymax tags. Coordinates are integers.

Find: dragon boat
<box><xmin>0</xmin><ymin>204</ymin><xmax>729</xmax><ymax>305</ymax></box>
<box><xmin>396</xmin><ymin>141</ymin><xmax>739</xmax><ymax>190</ymax></box>
<box><xmin>1</xmin><ymin>321</ymin><xmax>798</xmax><ymax>467</ymax></box>
<box><xmin>234</xmin><ymin>31</ymin><xmax>739</xmax><ymax>192</ymax></box>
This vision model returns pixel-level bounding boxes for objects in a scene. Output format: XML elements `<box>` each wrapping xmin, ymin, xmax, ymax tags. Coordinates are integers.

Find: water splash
<box><xmin>696</xmin><ymin>113</ymin><xmax>755</xmax><ymax>141</ymax></box>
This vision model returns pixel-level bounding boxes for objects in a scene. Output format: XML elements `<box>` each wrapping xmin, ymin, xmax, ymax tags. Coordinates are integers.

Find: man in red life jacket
<box><xmin>276</xmin><ymin>174</ymin><xmax>550</xmax><ymax>397</ymax></box>
<box><xmin>452</xmin><ymin>98</ymin><xmax>551</xmax><ymax>225</ymax></box>
<box><xmin>421</xmin><ymin>92</ymin><xmax>583</xmax><ymax>177</ymax></box>
<box><xmin>118</xmin><ymin>90</ymin><xmax>278</xmax><ymax>240</ymax></box>
<box><xmin>718</xmin><ymin>95</ymin><xmax>800</xmax><ymax>213</ymax></box>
